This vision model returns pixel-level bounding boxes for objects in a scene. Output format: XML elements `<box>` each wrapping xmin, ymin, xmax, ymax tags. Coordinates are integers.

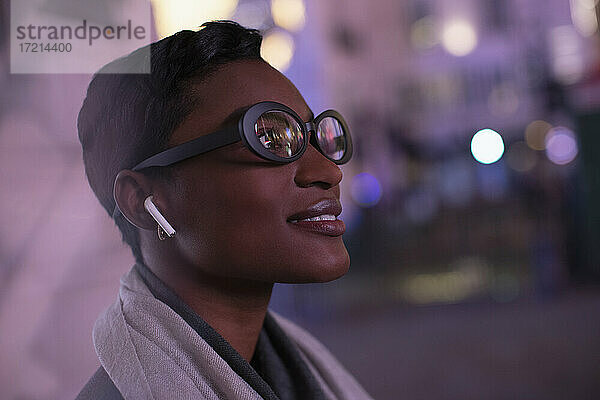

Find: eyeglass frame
<box><xmin>131</xmin><ymin>101</ymin><xmax>352</xmax><ymax>171</ymax></box>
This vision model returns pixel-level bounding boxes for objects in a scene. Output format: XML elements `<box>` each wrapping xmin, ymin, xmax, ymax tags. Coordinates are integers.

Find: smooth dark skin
<box><xmin>114</xmin><ymin>59</ymin><xmax>350</xmax><ymax>362</ymax></box>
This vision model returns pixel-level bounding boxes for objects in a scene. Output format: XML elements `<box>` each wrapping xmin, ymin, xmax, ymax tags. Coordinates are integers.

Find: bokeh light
<box><xmin>410</xmin><ymin>16</ymin><xmax>439</xmax><ymax>50</ymax></box>
<box><xmin>545</xmin><ymin>126</ymin><xmax>578</xmax><ymax>165</ymax></box>
<box><xmin>525</xmin><ymin>120</ymin><xmax>552</xmax><ymax>150</ymax></box>
<box><xmin>232</xmin><ymin>1</ymin><xmax>270</xmax><ymax>29</ymax></box>
<box><xmin>441</xmin><ymin>19</ymin><xmax>478</xmax><ymax>56</ymax></box>
<box><xmin>471</xmin><ymin>129</ymin><xmax>505</xmax><ymax>164</ymax></box>
<box><xmin>570</xmin><ymin>0</ymin><xmax>599</xmax><ymax>37</ymax></box>
<box><xmin>549</xmin><ymin>25</ymin><xmax>584</xmax><ymax>84</ymax></box>
<box><xmin>506</xmin><ymin>141</ymin><xmax>537</xmax><ymax>172</ymax></box>
<box><xmin>399</xmin><ymin>258</ymin><xmax>488</xmax><ymax>304</ymax></box>
<box><xmin>260</xmin><ymin>30</ymin><xmax>295</xmax><ymax>72</ymax></box>
<box><xmin>151</xmin><ymin>0</ymin><xmax>239</xmax><ymax>38</ymax></box>
<box><xmin>271</xmin><ymin>0</ymin><xmax>306</xmax><ymax>32</ymax></box>
<box><xmin>351</xmin><ymin>173</ymin><xmax>383</xmax><ymax>207</ymax></box>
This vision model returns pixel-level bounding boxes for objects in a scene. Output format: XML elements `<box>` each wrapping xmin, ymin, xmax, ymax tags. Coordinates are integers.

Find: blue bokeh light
<box><xmin>351</xmin><ymin>173</ymin><xmax>383</xmax><ymax>207</ymax></box>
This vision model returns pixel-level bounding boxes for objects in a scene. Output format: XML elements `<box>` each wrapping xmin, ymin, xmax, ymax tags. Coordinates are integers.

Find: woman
<box><xmin>76</xmin><ymin>21</ymin><xmax>371</xmax><ymax>399</ymax></box>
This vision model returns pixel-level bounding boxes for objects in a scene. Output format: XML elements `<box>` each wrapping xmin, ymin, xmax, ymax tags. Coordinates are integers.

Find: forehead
<box><xmin>170</xmin><ymin>59</ymin><xmax>312</xmax><ymax>146</ymax></box>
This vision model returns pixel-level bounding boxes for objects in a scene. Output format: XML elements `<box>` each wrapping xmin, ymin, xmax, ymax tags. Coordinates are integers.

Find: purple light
<box><xmin>545</xmin><ymin>126</ymin><xmax>578</xmax><ymax>165</ymax></box>
<box><xmin>351</xmin><ymin>173</ymin><xmax>382</xmax><ymax>207</ymax></box>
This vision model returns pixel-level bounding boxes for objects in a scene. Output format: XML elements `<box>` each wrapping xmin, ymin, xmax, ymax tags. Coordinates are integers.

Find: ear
<box><xmin>113</xmin><ymin>170</ymin><xmax>157</xmax><ymax>231</ymax></box>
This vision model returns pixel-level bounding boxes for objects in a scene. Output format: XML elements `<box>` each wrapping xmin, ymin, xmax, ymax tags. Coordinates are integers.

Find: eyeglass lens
<box><xmin>254</xmin><ymin>110</ymin><xmax>347</xmax><ymax>161</ymax></box>
<box><xmin>316</xmin><ymin>117</ymin><xmax>346</xmax><ymax>161</ymax></box>
<box><xmin>254</xmin><ymin>111</ymin><xmax>305</xmax><ymax>158</ymax></box>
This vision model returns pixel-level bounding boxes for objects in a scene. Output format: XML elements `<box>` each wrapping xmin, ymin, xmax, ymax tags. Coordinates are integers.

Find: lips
<box><xmin>287</xmin><ymin>199</ymin><xmax>345</xmax><ymax>236</ymax></box>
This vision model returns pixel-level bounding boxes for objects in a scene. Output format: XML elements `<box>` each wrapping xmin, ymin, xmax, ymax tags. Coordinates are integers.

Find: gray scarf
<box><xmin>93</xmin><ymin>267</ymin><xmax>373</xmax><ymax>400</ymax></box>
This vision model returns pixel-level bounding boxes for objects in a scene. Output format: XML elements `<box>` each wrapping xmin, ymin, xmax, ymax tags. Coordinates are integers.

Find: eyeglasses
<box><xmin>131</xmin><ymin>101</ymin><xmax>353</xmax><ymax>171</ymax></box>
<box><xmin>113</xmin><ymin>101</ymin><xmax>352</xmax><ymax>218</ymax></box>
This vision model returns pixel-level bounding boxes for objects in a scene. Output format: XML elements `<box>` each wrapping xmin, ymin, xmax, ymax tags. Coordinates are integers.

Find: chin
<box><xmin>290</xmin><ymin>248</ymin><xmax>350</xmax><ymax>284</ymax></box>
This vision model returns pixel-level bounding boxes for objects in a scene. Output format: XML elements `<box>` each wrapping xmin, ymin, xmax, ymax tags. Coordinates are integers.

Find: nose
<box><xmin>294</xmin><ymin>142</ymin><xmax>343</xmax><ymax>189</ymax></box>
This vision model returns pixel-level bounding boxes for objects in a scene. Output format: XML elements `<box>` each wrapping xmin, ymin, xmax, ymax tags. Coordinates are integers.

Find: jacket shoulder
<box><xmin>75</xmin><ymin>366</ymin><xmax>124</xmax><ymax>400</ymax></box>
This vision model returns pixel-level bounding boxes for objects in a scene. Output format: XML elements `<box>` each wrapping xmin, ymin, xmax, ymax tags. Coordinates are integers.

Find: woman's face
<box><xmin>160</xmin><ymin>59</ymin><xmax>350</xmax><ymax>283</ymax></box>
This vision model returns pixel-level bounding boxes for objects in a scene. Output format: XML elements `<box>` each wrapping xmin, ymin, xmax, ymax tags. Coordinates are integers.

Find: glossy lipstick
<box><xmin>287</xmin><ymin>199</ymin><xmax>346</xmax><ymax>236</ymax></box>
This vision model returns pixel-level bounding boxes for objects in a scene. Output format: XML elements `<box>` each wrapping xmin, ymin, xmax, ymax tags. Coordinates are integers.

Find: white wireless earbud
<box><xmin>144</xmin><ymin>196</ymin><xmax>176</xmax><ymax>237</ymax></box>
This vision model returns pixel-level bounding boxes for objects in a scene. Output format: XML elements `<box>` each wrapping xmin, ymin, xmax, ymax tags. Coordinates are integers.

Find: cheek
<box><xmin>173</xmin><ymin>167</ymin><xmax>291</xmax><ymax>274</ymax></box>
<box><xmin>172</xmin><ymin>165</ymin><xmax>350</xmax><ymax>283</ymax></box>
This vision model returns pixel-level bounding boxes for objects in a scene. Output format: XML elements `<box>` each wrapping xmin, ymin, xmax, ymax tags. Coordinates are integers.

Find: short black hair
<box><xmin>78</xmin><ymin>21</ymin><xmax>263</xmax><ymax>263</ymax></box>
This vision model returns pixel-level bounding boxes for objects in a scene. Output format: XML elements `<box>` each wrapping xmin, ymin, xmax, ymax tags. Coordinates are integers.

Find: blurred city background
<box><xmin>1</xmin><ymin>0</ymin><xmax>599</xmax><ymax>399</ymax></box>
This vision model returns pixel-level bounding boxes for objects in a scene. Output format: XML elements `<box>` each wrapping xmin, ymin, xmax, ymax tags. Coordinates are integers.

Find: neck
<box><xmin>152</xmin><ymin>263</ymin><xmax>274</xmax><ymax>362</ymax></box>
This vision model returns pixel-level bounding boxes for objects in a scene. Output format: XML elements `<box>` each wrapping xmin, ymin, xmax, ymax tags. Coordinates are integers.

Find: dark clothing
<box><xmin>76</xmin><ymin>264</ymin><xmax>325</xmax><ymax>400</ymax></box>
<box><xmin>76</xmin><ymin>366</ymin><xmax>123</xmax><ymax>400</ymax></box>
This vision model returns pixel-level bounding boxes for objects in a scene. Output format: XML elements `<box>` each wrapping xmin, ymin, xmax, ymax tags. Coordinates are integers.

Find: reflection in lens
<box><xmin>254</xmin><ymin>111</ymin><xmax>304</xmax><ymax>158</ymax></box>
<box><xmin>317</xmin><ymin>117</ymin><xmax>346</xmax><ymax>160</ymax></box>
